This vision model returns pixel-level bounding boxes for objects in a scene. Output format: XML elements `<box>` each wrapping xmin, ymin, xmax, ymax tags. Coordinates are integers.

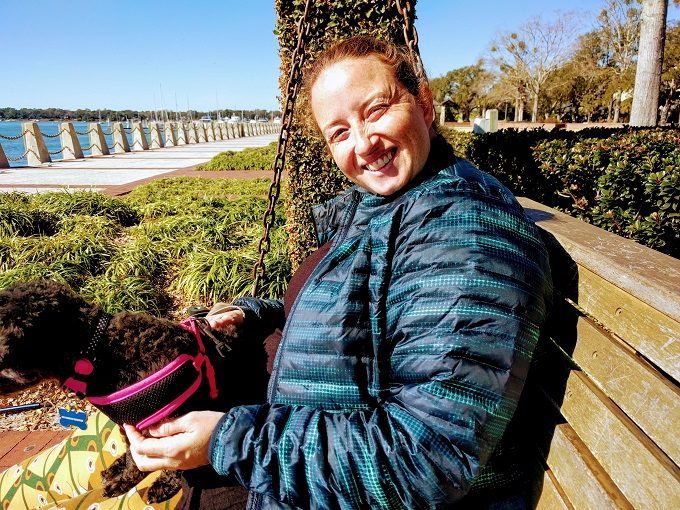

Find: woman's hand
<box><xmin>205</xmin><ymin>306</ymin><xmax>245</xmax><ymax>332</ymax></box>
<box><xmin>123</xmin><ymin>411</ymin><xmax>225</xmax><ymax>471</ymax></box>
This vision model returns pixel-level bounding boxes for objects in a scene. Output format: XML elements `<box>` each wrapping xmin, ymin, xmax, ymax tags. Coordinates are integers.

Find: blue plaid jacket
<box><xmin>210</xmin><ymin>155</ymin><xmax>552</xmax><ymax>509</ymax></box>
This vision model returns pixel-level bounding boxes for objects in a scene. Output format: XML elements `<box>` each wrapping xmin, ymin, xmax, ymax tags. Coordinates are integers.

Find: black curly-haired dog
<box><xmin>0</xmin><ymin>280</ymin><xmax>267</xmax><ymax>504</ymax></box>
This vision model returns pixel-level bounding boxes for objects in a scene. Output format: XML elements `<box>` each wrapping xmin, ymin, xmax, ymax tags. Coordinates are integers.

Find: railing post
<box><xmin>0</xmin><ymin>144</ymin><xmax>9</xmax><ymax>168</ymax></box>
<box><xmin>111</xmin><ymin>122</ymin><xmax>131</xmax><ymax>153</ymax></box>
<box><xmin>187</xmin><ymin>123</ymin><xmax>198</xmax><ymax>144</ymax></box>
<box><xmin>176</xmin><ymin>122</ymin><xmax>188</xmax><ymax>145</ymax></box>
<box><xmin>206</xmin><ymin>122</ymin><xmax>215</xmax><ymax>142</ymax></box>
<box><xmin>131</xmin><ymin>122</ymin><xmax>149</xmax><ymax>150</ymax></box>
<box><xmin>164</xmin><ymin>122</ymin><xmax>177</xmax><ymax>147</ymax></box>
<box><xmin>213</xmin><ymin>121</ymin><xmax>222</xmax><ymax>140</ymax></box>
<box><xmin>197</xmin><ymin>123</ymin><xmax>207</xmax><ymax>143</ymax></box>
<box><xmin>148</xmin><ymin>122</ymin><xmax>164</xmax><ymax>149</ymax></box>
<box><xmin>89</xmin><ymin>123</ymin><xmax>110</xmax><ymax>156</ymax></box>
<box><xmin>22</xmin><ymin>122</ymin><xmax>51</xmax><ymax>165</ymax></box>
<box><xmin>59</xmin><ymin>122</ymin><xmax>84</xmax><ymax>160</ymax></box>
<box><xmin>220</xmin><ymin>122</ymin><xmax>229</xmax><ymax>139</ymax></box>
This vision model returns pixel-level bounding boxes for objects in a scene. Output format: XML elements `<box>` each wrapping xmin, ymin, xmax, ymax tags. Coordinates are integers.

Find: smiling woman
<box><xmin>121</xmin><ymin>35</ymin><xmax>554</xmax><ymax>510</ymax></box>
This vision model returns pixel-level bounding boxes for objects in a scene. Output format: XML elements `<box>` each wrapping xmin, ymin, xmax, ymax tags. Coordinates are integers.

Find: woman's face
<box><xmin>311</xmin><ymin>56</ymin><xmax>434</xmax><ymax>196</ymax></box>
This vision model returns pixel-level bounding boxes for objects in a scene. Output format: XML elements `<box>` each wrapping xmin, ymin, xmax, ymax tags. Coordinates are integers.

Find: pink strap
<box><xmin>88</xmin><ymin>355</ymin><xmax>195</xmax><ymax>405</ymax></box>
<box><xmin>135</xmin><ymin>372</ymin><xmax>203</xmax><ymax>429</ymax></box>
<box><xmin>180</xmin><ymin>318</ymin><xmax>219</xmax><ymax>399</ymax></box>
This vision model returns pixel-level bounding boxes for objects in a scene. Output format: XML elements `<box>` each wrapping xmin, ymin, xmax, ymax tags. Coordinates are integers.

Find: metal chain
<box><xmin>395</xmin><ymin>0</ymin><xmax>425</xmax><ymax>80</ymax></box>
<box><xmin>6</xmin><ymin>148</ymin><xmax>33</xmax><ymax>162</ymax></box>
<box><xmin>101</xmin><ymin>128</ymin><xmax>113</xmax><ymax>135</ymax></box>
<box><xmin>75</xmin><ymin>127</ymin><xmax>95</xmax><ymax>136</ymax></box>
<box><xmin>41</xmin><ymin>128</ymin><xmax>66</xmax><ymax>138</ymax></box>
<box><xmin>251</xmin><ymin>0</ymin><xmax>313</xmax><ymax>297</ymax></box>
<box><xmin>48</xmin><ymin>147</ymin><xmax>66</xmax><ymax>155</ymax></box>
<box><xmin>81</xmin><ymin>143</ymin><xmax>95</xmax><ymax>151</ymax></box>
<box><xmin>0</xmin><ymin>131</ymin><xmax>25</xmax><ymax>141</ymax></box>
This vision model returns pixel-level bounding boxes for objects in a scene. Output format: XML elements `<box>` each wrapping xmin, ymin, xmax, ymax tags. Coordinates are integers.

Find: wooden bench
<box><xmin>518</xmin><ymin>198</ymin><xmax>680</xmax><ymax>509</ymax></box>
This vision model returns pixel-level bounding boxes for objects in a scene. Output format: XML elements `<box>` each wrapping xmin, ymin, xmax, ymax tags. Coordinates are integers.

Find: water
<box><xmin>0</xmin><ymin>121</ymin><xmax>159</xmax><ymax>167</ymax></box>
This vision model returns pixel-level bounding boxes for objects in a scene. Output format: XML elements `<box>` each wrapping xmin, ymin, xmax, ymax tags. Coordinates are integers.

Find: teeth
<box><xmin>366</xmin><ymin>151</ymin><xmax>393</xmax><ymax>172</ymax></box>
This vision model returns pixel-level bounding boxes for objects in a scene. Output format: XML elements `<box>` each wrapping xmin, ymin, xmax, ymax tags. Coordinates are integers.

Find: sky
<box><xmin>1</xmin><ymin>0</ymin><xmax>679</xmax><ymax>112</ymax></box>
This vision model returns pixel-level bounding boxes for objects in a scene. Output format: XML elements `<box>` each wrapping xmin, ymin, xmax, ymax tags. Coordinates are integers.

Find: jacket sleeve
<box><xmin>232</xmin><ymin>296</ymin><xmax>285</xmax><ymax>340</ymax></box>
<box><xmin>209</xmin><ymin>180</ymin><xmax>552</xmax><ymax>508</ymax></box>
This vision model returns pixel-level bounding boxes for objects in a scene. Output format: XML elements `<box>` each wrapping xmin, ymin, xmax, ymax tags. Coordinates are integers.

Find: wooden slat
<box><xmin>556</xmin><ymin>370</ymin><xmax>680</xmax><ymax>509</ymax></box>
<box><xmin>519</xmin><ymin>197</ymin><xmax>680</xmax><ymax>322</ymax></box>
<box><xmin>535</xmin><ymin>469</ymin><xmax>573</xmax><ymax>510</ymax></box>
<box><xmin>0</xmin><ymin>430</ymin><xmax>69</xmax><ymax>471</ymax></box>
<box><xmin>560</xmin><ymin>311</ymin><xmax>680</xmax><ymax>465</ymax></box>
<box><xmin>0</xmin><ymin>431</ymin><xmax>29</xmax><ymax>461</ymax></box>
<box><xmin>575</xmin><ymin>265</ymin><xmax>680</xmax><ymax>382</ymax></box>
<box><xmin>544</xmin><ymin>422</ymin><xmax>633</xmax><ymax>509</ymax></box>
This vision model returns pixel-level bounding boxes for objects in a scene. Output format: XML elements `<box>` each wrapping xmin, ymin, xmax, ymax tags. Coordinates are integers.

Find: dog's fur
<box><xmin>0</xmin><ymin>280</ymin><xmax>268</xmax><ymax>503</ymax></box>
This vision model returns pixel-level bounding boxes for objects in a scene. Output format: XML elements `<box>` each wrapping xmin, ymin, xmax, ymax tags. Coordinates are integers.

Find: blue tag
<box><xmin>58</xmin><ymin>407</ymin><xmax>88</xmax><ymax>430</ymax></box>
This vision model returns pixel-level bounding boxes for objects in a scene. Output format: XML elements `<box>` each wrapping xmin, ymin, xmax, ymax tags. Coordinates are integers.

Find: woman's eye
<box><xmin>330</xmin><ymin>129</ymin><xmax>349</xmax><ymax>143</ymax></box>
<box><xmin>368</xmin><ymin>104</ymin><xmax>388</xmax><ymax>120</ymax></box>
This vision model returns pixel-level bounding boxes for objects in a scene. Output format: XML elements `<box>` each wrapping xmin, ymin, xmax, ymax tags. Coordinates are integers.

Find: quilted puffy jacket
<box><xmin>210</xmin><ymin>151</ymin><xmax>553</xmax><ymax>509</ymax></box>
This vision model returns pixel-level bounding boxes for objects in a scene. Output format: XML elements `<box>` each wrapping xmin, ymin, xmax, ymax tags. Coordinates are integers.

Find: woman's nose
<box><xmin>353</xmin><ymin>126</ymin><xmax>375</xmax><ymax>156</ymax></box>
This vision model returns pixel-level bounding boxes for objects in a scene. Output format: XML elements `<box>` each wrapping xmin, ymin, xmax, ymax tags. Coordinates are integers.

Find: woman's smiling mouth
<box><xmin>365</xmin><ymin>150</ymin><xmax>395</xmax><ymax>172</ymax></box>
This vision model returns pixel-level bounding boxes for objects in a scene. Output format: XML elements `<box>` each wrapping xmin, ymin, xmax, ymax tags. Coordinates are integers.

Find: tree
<box><xmin>630</xmin><ymin>0</ymin><xmax>680</xmax><ymax>124</ymax></box>
<box><xmin>630</xmin><ymin>0</ymin><xmax>669</xmax><ymax>125</ymax></box>
<box><xmin>490</xmin><ymin>14</ymin><xmax>579</xmax><ymax>122</ymax></box>
<box><xmin>597</xmin><ymin>0</ymin><xmax>641</xmax><ymax>122</ymax></box>
<box><xmin>429</xmin><ymin>63</ymin><xmax>493</xmax><ymax>121</ymax></box>
<box><xmin>541</xmin><ymin>31</ymin><xmax>613</xmax><ymax>121</ymax></box>
<box><xmin>660</xmin><ymin>21</ymin><xmax>680</xmax><ymax>123</ymax></box>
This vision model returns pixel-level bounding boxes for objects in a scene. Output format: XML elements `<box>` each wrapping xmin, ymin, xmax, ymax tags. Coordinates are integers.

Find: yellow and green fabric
<box><xmin>0</xmin><ymin>411</ymin><xmax>181</xmax><ymax>510</ymax></box>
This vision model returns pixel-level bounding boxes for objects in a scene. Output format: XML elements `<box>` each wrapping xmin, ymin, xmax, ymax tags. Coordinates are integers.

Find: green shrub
<box><xmin>31</xmin><ymin>191</ymin><xmax>140</xmax><ymax>226</ymax></box>
<box><xmin>197</xmin><ymin>142</ymin><xmax>277</xmax><ymax>171</ymax></box>
<box><xmin>80</xmin><ymin>276</ymin><xmax>164</xmax><ymax>315</ymax></box>
<box><xmin>0</xmin><ymin>178</ymin><xmax>291</xmax><ymax>317</ymax></box>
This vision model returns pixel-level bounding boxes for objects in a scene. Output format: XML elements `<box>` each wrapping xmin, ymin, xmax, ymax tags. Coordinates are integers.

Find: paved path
<box><xmin>0</xmin><ymin>134</ymin><xmax>278</xmax><ymax>195</ymax></box>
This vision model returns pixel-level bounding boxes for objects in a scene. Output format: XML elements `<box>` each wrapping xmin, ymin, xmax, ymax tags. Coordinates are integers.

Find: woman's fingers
<box><xmin>122</xmin><ymin>411</ymin><xmax>225</xmax><ymax>471</ymax></box>
<box><xmin>206</xmin><ymin>308</ymin><xmax>245</xmax><ymax>331</ymax></box>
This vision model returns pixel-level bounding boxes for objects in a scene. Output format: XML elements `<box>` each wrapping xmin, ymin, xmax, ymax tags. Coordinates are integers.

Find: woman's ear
<box><xmin>418</xmin><ymin>85</ymin><xmax>435</xmax><ymax>130</ymax></box>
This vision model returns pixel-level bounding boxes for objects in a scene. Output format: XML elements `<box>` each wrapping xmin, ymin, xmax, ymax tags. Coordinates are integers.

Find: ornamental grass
<box><xmin>0</xmin><ymin>178</ymin><xmax>290</xmax><ymax>317</ymax></box>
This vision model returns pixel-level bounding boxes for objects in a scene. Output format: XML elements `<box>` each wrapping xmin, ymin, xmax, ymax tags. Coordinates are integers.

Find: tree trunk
<box><xmin>516</xmin><ymin>96</ymin><xmax>525</xmax><ymax>122</ymax></box>
<box><xmin>630</xmin><ymin>0</ymin><xmax>668</xmax><ymax>126</ymax></box>
<box><xmin>613</xmin><ymin>93</ymin><xmax>621</xmax><ymax>123</ymax></box>
<box><xmin>531</xmin><ymin>88</ymin><xmax>539</xmax><ymax>122</ymax></box>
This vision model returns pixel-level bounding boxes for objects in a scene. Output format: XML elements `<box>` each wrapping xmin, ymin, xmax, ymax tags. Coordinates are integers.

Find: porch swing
<box><xmin>250</xmin><ymin>0</ymin><xmax>424</xmax><ymax>297</ymax></box>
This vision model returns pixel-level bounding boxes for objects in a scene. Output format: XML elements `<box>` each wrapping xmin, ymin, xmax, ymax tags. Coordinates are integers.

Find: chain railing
<box><xmin>0</xmin><ymin>130</ymin><xmax>25</xmax><ymax>141</ymax></box>
<box><xmin>6</xmin><ymin>148</ymin><xmax>34</xmax><ymax>162</ymax></box>
<box><xmin>251</xmin><ymin>0</ymin><xmax>313</xmax><ymax>297</ymax></box>
<box><xmin>40</xmin><ymin>128</ymin><xmax>67</xmax><ymax>138</ymax></box>
<box><xmin>1</xmin><ymin>119</ymin><xmax>276</xmax><ymax>165</ymax></box>
<box><xmin>74</xmin><ymin>126</ymin><xmax>96</xmax><ymax>136</ymax></box>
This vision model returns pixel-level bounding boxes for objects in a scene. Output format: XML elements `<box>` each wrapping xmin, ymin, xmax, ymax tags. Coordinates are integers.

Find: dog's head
<box><xmin>0</xmin><ymin>280</ymin><xmax>96</xmax><ymax>393</ymax></box>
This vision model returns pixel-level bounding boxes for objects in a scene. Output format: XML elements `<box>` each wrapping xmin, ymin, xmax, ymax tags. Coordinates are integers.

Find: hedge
<box><xmin>275</xmin><ymin>0</ymin><xmax>416</xmax><ymax>268</ymax></box>
<box><xmin>442</xmin><ymin>127</ymin><xmax>680</xmax><ymax>258</ymax></box>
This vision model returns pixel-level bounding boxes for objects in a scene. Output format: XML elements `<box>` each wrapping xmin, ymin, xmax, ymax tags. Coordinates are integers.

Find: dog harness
<box><xmin>64</xmin><ymin>314</ymin><xmax>219</xmax><ymax>430</ymax></box>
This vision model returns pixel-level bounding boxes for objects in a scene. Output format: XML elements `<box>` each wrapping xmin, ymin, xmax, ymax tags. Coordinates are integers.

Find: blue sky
<box><xmin>1</xmin><ymin>0</ymin><xmax>679</xmax><ymax>112</ymax></box>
